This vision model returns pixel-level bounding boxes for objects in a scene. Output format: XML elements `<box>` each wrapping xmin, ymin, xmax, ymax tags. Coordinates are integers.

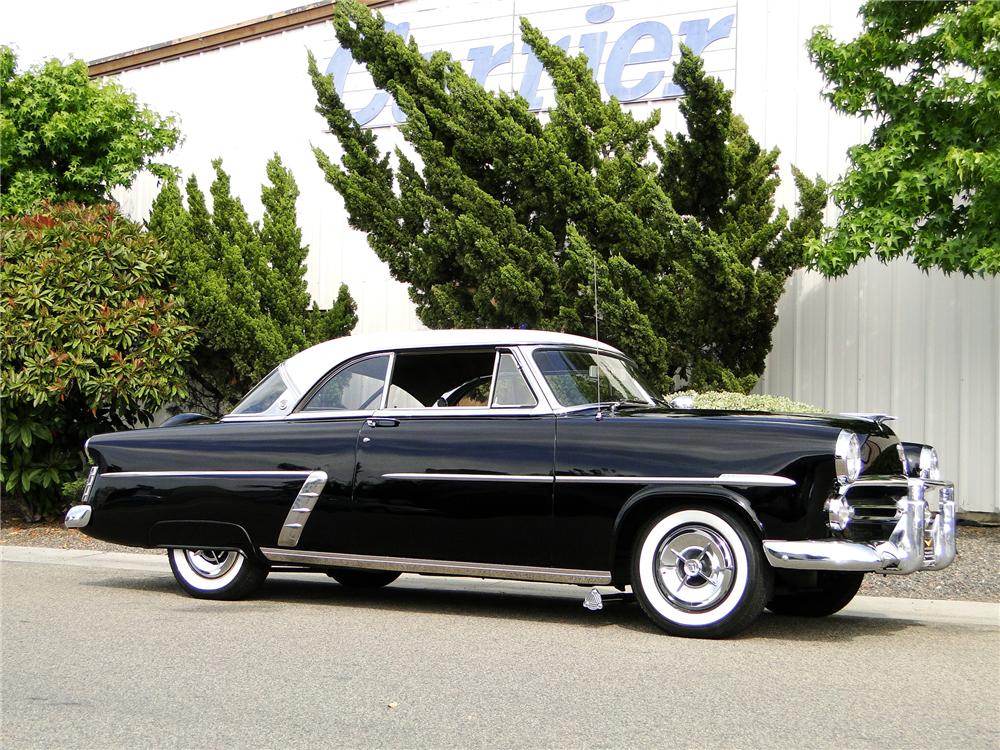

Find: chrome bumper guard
<box><xmin>64</xmin><ymin>504</ymin><xmax>92</xmax><ymax>528</ymax></box>
<box><xmin>64</xmin><ymin>467</ymin><xmax>98</xmax><ymax>529</ymax></box>
<box><xmin>762</xmin><ymin>477</ymin><xmax>957</xmax><ymax>574</ymax></box>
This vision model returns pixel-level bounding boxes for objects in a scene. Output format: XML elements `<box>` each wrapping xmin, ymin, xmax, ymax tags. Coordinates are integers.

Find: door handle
<box><xmin>366</xmin><ymin>418</ymin><xmax>400</xmax><ymax>428</ymax></box>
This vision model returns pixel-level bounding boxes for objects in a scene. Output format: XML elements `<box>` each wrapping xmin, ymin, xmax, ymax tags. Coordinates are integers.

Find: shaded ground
<box><xmin>3</xmin><ymin>507</ymin><xmax>996</xmax><ymax>602</ymax></box>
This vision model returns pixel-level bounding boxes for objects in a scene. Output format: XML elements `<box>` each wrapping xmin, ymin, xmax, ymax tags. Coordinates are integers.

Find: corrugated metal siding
<box><xmin>760</xmin><ymin>263</ymin><xmax>1000</xmax><ymax>514</ymax></box>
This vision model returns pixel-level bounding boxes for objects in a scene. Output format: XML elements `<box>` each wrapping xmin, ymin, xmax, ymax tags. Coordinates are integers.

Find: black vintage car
<box><xmin>66</xmin><ymin>330</ymin><xmax>957</xmax><ymax>638</ymax></box>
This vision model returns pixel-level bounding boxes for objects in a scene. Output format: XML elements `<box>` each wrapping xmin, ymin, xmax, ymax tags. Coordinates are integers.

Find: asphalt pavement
<box><xmin>2</xmin><ymin>546</ymin><xmax>998</xmax><ymax>749</ymax></box>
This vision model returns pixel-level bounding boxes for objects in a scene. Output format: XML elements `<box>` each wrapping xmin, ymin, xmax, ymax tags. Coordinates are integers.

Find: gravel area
<box><xmin>859</xmin><ymin>524</ymin><xmax>999</xmax><ymax>602</ymax></box>
<box><xmin>3</xmin><ymin>517</ymin><xmax>997</xmax><ymax>602</ymax></box>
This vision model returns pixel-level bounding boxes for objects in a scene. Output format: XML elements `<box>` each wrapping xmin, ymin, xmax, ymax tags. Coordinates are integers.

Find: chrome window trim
<box><xmin>486</xmin><ymin>350</ymin><xmax>500</xmax><ymax>407</ymax></box>
<box><xmin>100</xmin><ymin>470</ymin><xmax>314</xmax><ymax>479</ymax></box>
<box><xmin>260</xmin><ymin>548</ymin><xmax>612</xmax><ymax>586</ymax></box>
<box><xmin>293</xmin><ymin>352</ymin><xmax>393</xmax><ymax>415</ymax></box>
<box><xmin>491</xmin><ymin>349</ymin><xmax>539</xmax><ymax>409</ymax></box>
<box><xmin>373</xmin><ymin>405</ymin><xmax>551</xmax><ymax>418</ymax></box>
<box><xmin>519</xmin><ymin>344</ymin><xmax>659</xmax><ymax>413</ymax></box>
<box><xmin>382</xmin><ymin>472</ymin><xmax>795</xmax><ymax>487</ymax></box>
<box><xmin>224</xmin><ymin>364</ymin><xmax>301</xmax><ymax>420</ymax></box>
<box><xmin>286</xmin><ymin>409</ymin><xmax>375</xmax><ymax>421</ymax></box>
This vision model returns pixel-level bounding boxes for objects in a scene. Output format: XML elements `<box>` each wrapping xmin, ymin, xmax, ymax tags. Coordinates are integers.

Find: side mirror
<box><xmin>669</xmin><ymin>395</ymin><xmax>695</xmax><ymax>410</ymax></box>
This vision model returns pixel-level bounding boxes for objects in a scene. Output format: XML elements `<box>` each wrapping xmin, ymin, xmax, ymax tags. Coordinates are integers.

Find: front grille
<box><xmin>837</xmin><ymin>479</ymin><xmax>948</xmax><ymax>544</ymax></box>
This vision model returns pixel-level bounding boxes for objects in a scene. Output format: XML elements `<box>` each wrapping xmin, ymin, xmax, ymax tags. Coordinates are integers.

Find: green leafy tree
<box><xmin>148</xmin><ymin>154</ymin><xmax>358</xmax><ymax>415</ymax></box>
<box><xmin>1</xmin><ymin>203</ymin><xmax>195</xmax><ymax>519</ymax></box>
<box><xmin>808</xmin><ymin>1</ymin><xmax>1000</xmax><ymax>276</ymax></box>
<box><xmin>0</xmin><ymin>46</ymin><xmax>179</xmax><ymax>215</ymax></box>
<box><xmin>308</xmin><ymin>0</ymin><xmax>825</xmax><ymax>393</ymax></box>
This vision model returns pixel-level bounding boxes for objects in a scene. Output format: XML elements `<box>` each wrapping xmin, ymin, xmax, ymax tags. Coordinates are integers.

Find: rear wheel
<box><xmin>168</xmin><ymin>548</ymin><xmax>268</xmax><ymax>600</ymax></box>
<box><xmin>327</xmin><ymin>568</ymin><xmax>401</xmax><ymax>588</ymax></box>
<box><xmin>631</xmin><ymin>506</ymin><xmax>771</xmax><ymax>638</ymax></box>
<box><xmin>766</xmin><ymin>571</ymin><xmax>864</xmax><ymax>617</ymax></box>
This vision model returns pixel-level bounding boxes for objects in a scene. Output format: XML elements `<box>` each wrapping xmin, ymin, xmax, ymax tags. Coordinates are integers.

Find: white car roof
<box><xmin>281</xmin><ymin>329</ymin><xmax>622</xmax><ymax>395</ymax></box>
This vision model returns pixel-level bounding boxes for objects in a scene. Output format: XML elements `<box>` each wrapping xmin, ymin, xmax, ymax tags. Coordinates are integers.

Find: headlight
<box><xmin>835</xmin><ymin>430</ymin><xmax>863</xmax><ymax>483</ymax></box>
<box><xmin>918</xmin><ymin>445</ymin><xmax>941</xmax><ymax>480</ymax></box>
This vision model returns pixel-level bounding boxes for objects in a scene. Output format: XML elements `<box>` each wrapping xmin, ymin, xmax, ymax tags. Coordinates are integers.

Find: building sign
<box><xmin>325</xmin><ymin>0</ymin><xmax>737</xmax><ymax>128</ymax></box>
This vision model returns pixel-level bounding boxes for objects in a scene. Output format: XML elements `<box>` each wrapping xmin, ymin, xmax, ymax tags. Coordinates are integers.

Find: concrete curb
<box><xmin>3</xmin><ymin>544</ymin><xmax>998</xmax><ymax>628</ymax></box>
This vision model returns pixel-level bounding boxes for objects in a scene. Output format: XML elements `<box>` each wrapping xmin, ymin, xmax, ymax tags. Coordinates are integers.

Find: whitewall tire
<box><xmin>168</xmin><ymin>548</ymin><xmax>268</xmax><ymax>600</ymax></box>
<box><xmin>631</xmin><ymin>506</ymin><xmax>771</xmax><ymax>638</ymax></box>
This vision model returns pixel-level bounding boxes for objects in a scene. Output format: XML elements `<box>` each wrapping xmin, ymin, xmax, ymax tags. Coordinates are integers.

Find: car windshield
<box><xmin>532</xmin><ymin>348</ymin><xmax>661</xmax><ymax>408</ymax></box>
<box><xmin>230</xmin><ymin>368</ymin><xmax>288</xmax><ymax>415</ymax></box>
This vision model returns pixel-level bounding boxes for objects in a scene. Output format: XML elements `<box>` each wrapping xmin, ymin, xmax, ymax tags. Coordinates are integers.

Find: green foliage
<box><xmin>674</xmin><ymin>390</ymin><xmax>827</xmax><ymax>414</ymax></box>
<box><xmin>1</xmin><ymin>203</ymin><xmax>195</xmax><ymax>518</ymax></box>
<box><xmin>808</xmin><ymin>1</ymin><xmax>1000</xmax><ymax>276</ymax></box>
<box><xmin>0</xmin><ymin>47</ymin><xmax>179</xmax><ymax>215</ymax></box>
<box><xmin>309</xmin><ymin>0</ymin><xmax>826</xmax><ymax>392</ymax></box>
<box><xmin>148</xmin><ymin>154</ymin><xmax>358</xmax><ymax>415</ymax></box>
<box><xmin>60</xmin><ymin>475</ymin><xmax>87</xmax><ymax>504</ymax></box>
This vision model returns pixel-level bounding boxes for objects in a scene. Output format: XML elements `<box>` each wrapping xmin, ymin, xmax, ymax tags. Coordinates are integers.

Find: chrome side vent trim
<box><xmin>276</xmin><ymin>470</ymin><xmax>328</xmax><ymax>547</ymax></box>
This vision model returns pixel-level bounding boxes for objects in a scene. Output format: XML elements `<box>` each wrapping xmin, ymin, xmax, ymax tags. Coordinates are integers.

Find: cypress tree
<box><xmin>309</xmin><ymin>0</ymin><xmax>825</xmax><ymax>392</ymax></box>
<box><xmin>149</xmin><ymin>154</ymin><xmax>357</xmax><ymax>414</ymax></box>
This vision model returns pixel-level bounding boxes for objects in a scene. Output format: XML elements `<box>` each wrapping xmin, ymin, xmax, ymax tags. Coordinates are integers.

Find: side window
<box><xmin>492</xmin><ymin>352</ymin><xmax>537</xmax><ymax>407</ymax></box>
<box><xmin>388</xmin><ymin>349</ymin><xmax>496</xmax><ymax>408</ymax></box>
<box><xmin>303</xmin><ymin>355</ymin><xmax>390</xmax><ymax>412</ymax></box>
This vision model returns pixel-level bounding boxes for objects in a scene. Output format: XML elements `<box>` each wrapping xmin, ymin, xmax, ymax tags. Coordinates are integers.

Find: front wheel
<box><xmin>766</xmin><ymin>571</ymin><xmax>864</xmax><ymax>617</ymax></box>
<box><xmin>631</xmin><ymin>507</ymin><xmax>771</xmax><ymax>638</ymax></box>
<box><xmin>168</xmin><ymin>548</ymin><xmax>268</xmax><ymax>600</ymax></box>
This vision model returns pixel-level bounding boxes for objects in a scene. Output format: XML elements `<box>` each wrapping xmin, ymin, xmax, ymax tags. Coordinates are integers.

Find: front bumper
<box><xmin>762</xmin><ymin>477</ymin><xmax>957</xmax><ymax>574</ymax></box>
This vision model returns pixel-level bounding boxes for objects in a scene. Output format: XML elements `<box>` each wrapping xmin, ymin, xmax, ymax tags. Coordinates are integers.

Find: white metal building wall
<box><xmin>103</xmin><ymin>0</ymin><xmax>999</xmax><ymax>512</ymax></box>
<box><xmin>759</xmin><ymin>264</ymin><xmax>1000</xmax><ymax>516</ymax></box>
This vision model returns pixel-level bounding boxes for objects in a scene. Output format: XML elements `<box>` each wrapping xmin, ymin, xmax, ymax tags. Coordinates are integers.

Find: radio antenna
<box><xmin>593</xmin><ymin>249</ymin><xmax>603</xmax><ymax>420</ymax></box>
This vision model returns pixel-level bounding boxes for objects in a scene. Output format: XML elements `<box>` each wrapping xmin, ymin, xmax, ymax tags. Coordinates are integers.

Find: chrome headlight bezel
<box><xmin>835</xmin><ymin>429</ymin><xmax>863</xmax><ymax>484</ymax></box>
<box><xmin>918</xmin><ymin>445</ymin><xmax>942</xmax><ymax>480</ymax></box>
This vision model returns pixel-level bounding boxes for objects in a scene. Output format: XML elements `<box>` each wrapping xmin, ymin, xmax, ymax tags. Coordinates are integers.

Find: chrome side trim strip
<box><xmin>558</xmin><ymin>474</ymin><xmax>794</xmax><ymax>487</ymax></box>
<box><xmin>276</xmin><ymin>471</ymin><xmax>328</xmax><ymax>547</ymax></box>
<box><xmin>383</xmin><ymin>473</ymin><xmax>553</xmax><ymax>483</ymax></box>
<box><xmin>381</xmin><ymin>472</ymin><xmax>794</xmax><ymax>487</ymax></box>
<box><xmin>101</xmin><ymin>470</ymin><xmax>313</xmax><ymax>478</ymax></box>
<box><xmin>259</xmin><ymin>548</ymin><xmax>612</xmax><ymax>585</ymax></box>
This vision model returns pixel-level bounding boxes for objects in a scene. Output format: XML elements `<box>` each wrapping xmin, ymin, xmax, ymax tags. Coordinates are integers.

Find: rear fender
<box><xmin>149</xmin><ymin>521</ymin><xmax>260</xmax><ymax>560</ymax></box>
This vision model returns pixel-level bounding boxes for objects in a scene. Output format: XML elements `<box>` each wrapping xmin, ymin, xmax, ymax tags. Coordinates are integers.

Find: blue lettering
<box><xmin>579</xmin><ymin>31</ymin><xmax>607</xmax><ymax>76</ymax></box>
<box><xmin>604</xmin><ymin>21</ymin><xmax>672</xmax><ymax>102</ymax></box>
<box><xmin>468</xmin><ymin>43</ymin><xmax>514</xmax><ymax>85</ymax></box>
<box><xmin>580</xmin><ymin>2</ymin><xmax>613</xmax><ymax>75</ymax></box>
<box><xmin>326</xmin><ymin>6</ymin><xmax>737</xmax><ymax>126</ymax></box>
<box><xmin>325</xmin><ymin>21</ymin><xmax>410</xmax><ymax>126</ymax></box>
<box><xmin>664</xmin><ymin>15</ymin><xmax>735</xmax><ymax>96</ymax></box>
<box><xmin>519</xmin><ymin>36</ymin><xmax>570</xmax><ymax>110</ymax></box>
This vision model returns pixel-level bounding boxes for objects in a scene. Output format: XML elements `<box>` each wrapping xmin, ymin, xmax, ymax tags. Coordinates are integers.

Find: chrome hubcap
<box><xmin>185</xmin><ymin>549</ymin><xmax>239</xmax><ymax>579</ymax></box>
<box><xmin>655</xmin><ymin>525</ymin><xmax>736</xmax><ymax>611</ymax></box>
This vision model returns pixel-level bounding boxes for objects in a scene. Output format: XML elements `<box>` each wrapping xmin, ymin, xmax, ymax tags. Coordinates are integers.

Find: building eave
<box><xmin>87</xmin><ymin>0</ymin><xmax>396</xmax><ymax>77</ymax></box>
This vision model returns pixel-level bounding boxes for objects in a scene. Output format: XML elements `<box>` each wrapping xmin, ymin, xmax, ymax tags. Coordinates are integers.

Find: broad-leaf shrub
<box><xmin>1</xmin><ymin>203</ymin><xmax>195</xmax><ymax>518</ymax></box>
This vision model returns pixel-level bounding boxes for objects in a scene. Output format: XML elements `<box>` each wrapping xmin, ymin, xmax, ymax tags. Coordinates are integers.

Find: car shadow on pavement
<box><xmin>87</xmin><ymin>572</ymin><xmax>922</xmax><ymax>641</ymax></box>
